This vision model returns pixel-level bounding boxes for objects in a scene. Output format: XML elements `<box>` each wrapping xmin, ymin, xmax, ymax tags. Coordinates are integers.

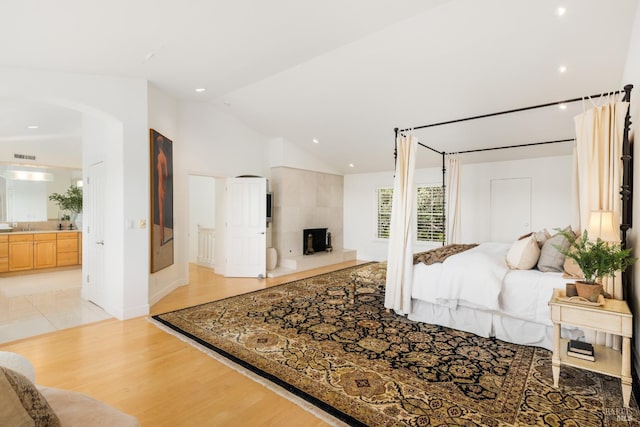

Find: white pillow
<box><xmin>506</xmin><ymin>235</ymin><xmax>540</xmax><ymax>270</ymax></box>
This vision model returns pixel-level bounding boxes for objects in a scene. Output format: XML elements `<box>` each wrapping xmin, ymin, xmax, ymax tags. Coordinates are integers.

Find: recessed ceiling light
<box><xmin>558</xmin><ymin>65</ymin><xmax>567</xmax><ymax>73</ymax></box>
<box><xmin>312</xmin><ymin>138</ymin><xmax>319</xmax><ymax>144</ymax></box>
<box><xmin>195</xmin><ymin>88</ymin><xmax>206</xmax><ymax>93</ymax></box>
<box><xmin>348</xmin><ymin>163</ymin><xmax>355</xmax><ymax>168</ymax></box>
<box><xmin>26</xmin><ymin>125</ymin><xmax>39</xmax><ymax>129</ymax></box>
<box><xmin>558</xmin><ymin>103</ymin><xmax>567</xmax><ymax>110</ymax></box>
<box><xmin>557</xmin><ymin>6</ymin><xmax>566</xmax><ymax>16</ymax></box>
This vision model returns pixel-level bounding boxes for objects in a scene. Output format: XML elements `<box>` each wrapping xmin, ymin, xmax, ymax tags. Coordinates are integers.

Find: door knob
<box><xmin>96</xmin><ymin>240</ymin><xmax>104</xmax><ymax>245</ymax></box>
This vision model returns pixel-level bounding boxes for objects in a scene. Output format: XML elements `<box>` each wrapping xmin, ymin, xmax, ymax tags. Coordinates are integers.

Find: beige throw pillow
<box><xmin>507</xmin><ymin>235</ymin><xmax>540</xmax><ymax>270</ymax></box>
<box><xmin>0</xmin><ymin>367</ymin><xmax>61</xmax><ymax>427</ymax></box>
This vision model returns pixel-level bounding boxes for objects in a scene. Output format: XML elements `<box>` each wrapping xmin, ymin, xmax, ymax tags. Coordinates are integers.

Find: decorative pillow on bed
<box><xmin>534</xmin><ymin>229</ymin><xmax>552</xmax><ymax>248</ymax></box>
<box><xmin>562</xmin><ymin>235</ymin><xmax>584</xmax><ymax>278</ymax></box>
<box><xmin>563</xmin><ymin>256</ymin><xmax>584</xmax><ymax>279</ymax></box>
<box><xmin>506</xmin><ymin>235</ymin><xmax>540</xmax><ymax>269</ymax></box>
<box><xmin>0</xmin><ymin>366</ymin><xmax>61</xmax><ymax>427</ymax></box>
<box><xmin>537</xmin><ymin>227</ymin><xmax>571</xmax><ymax>272</ymax></box>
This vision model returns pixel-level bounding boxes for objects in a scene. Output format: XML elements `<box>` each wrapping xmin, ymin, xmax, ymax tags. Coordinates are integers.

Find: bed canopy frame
<box><xmin>393</xmin><ymin>84</ymin><xmax>633</xmax><ymax>298</ymax></box>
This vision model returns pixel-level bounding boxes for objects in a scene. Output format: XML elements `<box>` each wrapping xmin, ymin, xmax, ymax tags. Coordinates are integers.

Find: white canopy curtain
<box><xmin>573</xmin><ymin>94</ymin><xmax>629</xmax><ymax>349</ymax></box>
<box><xmin>445</xmin><ymin>154</ymin><xmax>461</xmax><ymax>244</ymax></box>
<box><xmin>385</xmin><ymin>133</ymin><xmax>418</xmax><ymax>314</ymax></box>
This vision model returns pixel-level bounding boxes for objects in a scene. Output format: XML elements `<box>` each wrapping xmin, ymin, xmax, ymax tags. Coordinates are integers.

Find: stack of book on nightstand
<box><xmin>567</xmin><ymin>340</ymin><xmax>595</xmax><ymax>361</ymax></box>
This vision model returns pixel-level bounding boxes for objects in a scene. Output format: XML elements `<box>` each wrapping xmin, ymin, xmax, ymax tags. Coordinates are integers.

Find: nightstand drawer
<box><xmin>560</xmin><ymin>309</ymin><xmax>623</xmax><ymax>335</ymax></box>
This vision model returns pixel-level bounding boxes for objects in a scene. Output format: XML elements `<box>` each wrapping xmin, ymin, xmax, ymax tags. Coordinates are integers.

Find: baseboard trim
<box><xmin>149</xmin><ymin>277</ymin><xmax>188</xmax><ymax>306</ymax></box>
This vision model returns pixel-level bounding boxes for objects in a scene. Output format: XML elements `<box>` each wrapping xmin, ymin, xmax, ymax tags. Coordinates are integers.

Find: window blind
<box><xmin>377</xmin><ymin>188</ymin><xmax>393</xmax><ymax>238</ymax></box>
<box><xmin>417</xmin><ymin>186</ymin><xmax>444</xmax><ymax>242</ymax></box>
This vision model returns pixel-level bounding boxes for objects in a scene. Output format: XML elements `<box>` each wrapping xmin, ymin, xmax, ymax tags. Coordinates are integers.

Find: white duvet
<box><xmin>412</xmin><ymin>243</ymin><xmax>510</xmax><ymax>310</ymax></box>
<box><xmin>411</xmin><ymin>242</ymin><xmax>573</xmax><ymax>323</ymax></box>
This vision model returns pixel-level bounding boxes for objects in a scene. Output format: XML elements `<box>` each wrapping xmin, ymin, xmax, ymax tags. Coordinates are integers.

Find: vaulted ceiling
<box><xmin>0</xmin><ymin>0</ymin><xmax>637</xmax><ymax>173</ymax></box>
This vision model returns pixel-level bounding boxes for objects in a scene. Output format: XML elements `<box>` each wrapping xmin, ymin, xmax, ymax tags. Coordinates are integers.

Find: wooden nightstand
<box><xmin>549</xmin><ymin>289</ymin><xmax>633</xmax><ymax>407</ymax></box>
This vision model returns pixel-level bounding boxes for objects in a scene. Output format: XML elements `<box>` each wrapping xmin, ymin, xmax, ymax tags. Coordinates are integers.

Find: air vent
<box><xmin>13</xmin><ymin>153</ymin><xmax>36</xmax><ymax>161</ymax></box>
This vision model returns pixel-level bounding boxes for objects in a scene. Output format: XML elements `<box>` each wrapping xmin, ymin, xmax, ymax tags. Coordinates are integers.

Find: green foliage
<box><xmin>557</xmin><ymin>229</ymin><xmax>636</xmax><ymax>284</ymax></box>
<box><xmin>49</xmin><ymin>185</ymin><xmax>83</xmax><ymax>214</ymax></box>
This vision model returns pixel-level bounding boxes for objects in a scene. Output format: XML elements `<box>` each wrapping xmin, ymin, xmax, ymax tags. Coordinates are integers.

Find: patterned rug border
<box><xmin>151</xmin><ymin>263</ymin><xmax>376</xmax><ymax>426</ymax></box>
<box><xmin>148</xmin><ymin>317</ymin><xmax>350</xmax><ymax>427</ymax></box>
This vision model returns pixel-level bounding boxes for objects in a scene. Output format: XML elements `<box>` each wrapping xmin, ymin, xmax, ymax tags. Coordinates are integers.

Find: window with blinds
<box><xmin>377</xmin><ymin>187</ymin><xmax>393</xmax><ymax>238</ymax></box>
<box><xmin>417</xmin><ymin>186</ymin><xmax>445</xmax><ymax>242</ymax></box>
<box><xmin>376</xmin><ymin>185</ymin><xmax>444</xmax><ymax>242</ymax></box>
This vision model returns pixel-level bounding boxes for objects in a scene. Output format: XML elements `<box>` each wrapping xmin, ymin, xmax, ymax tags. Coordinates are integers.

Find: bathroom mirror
<box><xmin>0</xmin><ymin>163</ymin><xmax>82</xmax><ymax>222</ymax></box>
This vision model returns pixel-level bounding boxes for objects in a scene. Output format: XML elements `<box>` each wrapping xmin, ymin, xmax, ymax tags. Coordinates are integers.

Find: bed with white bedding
<box><xmin>407</xmin><ymin>242</ymin><xmax>580</xmax><ymax>350</ymax></box>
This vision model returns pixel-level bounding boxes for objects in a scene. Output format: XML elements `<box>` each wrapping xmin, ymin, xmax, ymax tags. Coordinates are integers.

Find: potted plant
<box><xmin>49</xmin><ymin>185</ymin><xmax>83</xmax><ymax>224</ymax></box>
<box><xmin>558</xmin><ymin>229</ymin><xmax>636</xmax><ymax>301</ymax></box>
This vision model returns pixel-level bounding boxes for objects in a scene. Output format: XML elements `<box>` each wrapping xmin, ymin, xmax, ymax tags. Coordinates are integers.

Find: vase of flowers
<box><xmin>557</xmin><ymin>229</ymin><xmax>636</xmax><ymax>302</ymax></box>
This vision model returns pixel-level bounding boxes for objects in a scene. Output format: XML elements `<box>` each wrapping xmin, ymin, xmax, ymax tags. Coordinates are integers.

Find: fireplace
<box><xmin>303</xmin><ymin>228</ymin><xmax>327</xmax><ymax>255</ymax></box>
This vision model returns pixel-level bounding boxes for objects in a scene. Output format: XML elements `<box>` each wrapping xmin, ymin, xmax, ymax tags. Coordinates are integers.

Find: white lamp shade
<box><xmin>586</xmin><ymin>210</ymin><xmax>619</xmax><ymax>242</ymax></box>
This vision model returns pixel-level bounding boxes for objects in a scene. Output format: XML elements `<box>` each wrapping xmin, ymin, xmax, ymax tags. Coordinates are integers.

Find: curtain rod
<box><xmin>415</xmin><ymin>137</ymin><xmax>574</xmax><ymax>158</ymax></box>
<box><xmin>450</xmin><ymin>138</ymin><xmax>574</xmax><ymax>155</ymax></box>
<box><xmin>398</xmin><ymin>86</ymin><xmax>632</xmax><ymax>134</ymax></box>
<box><xmin>418</xmin><ymin>142</ymin><xmax>443</xmax><ymax>155</ymax></box>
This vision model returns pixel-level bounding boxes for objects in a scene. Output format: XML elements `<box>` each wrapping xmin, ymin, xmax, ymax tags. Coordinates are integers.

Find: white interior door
<box><xmin>224</xmin><ymin>177</ymin><xmax>266</xmax><ymax>277</ymax></box>
<box><xmin>85</xmin><ymin>161</ymin><xmax>106</xmax><ymax>307</ymax></box>
<box><xmin>490</xmin><ymin>177</ymin><xmax>531</xmax><ymax>242</ymax></box>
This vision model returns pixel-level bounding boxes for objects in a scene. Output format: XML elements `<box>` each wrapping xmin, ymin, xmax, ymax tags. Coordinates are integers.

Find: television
<box><xmin>266</xmin><ymin>192</ymin><xmax>273</xmax><ymax>222</ymax></box>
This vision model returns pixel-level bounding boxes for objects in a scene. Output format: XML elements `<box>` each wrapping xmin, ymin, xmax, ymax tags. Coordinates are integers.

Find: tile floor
<box><xmin>0</xmin><ymin>268</ymin><xmax>111</xmax><ymax>344</ymax></box>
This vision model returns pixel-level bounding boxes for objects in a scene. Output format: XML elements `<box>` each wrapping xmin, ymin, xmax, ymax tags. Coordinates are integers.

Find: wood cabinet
<box><xmin>1</xmin><ymin>231</ymin><xmax>81</xmax><ymax>273</ymax></box>
<box><xmin>0</xmin><ymin>235</ymin><xmax>8</xmax><ymax>272</ymax></box>
<box><xmin>57</xmin><ymin>232</ymin><xmax>79</xmax><ymax>267</ymax></box>
<box><xmin>9</xmin><ymin>234</ymin><xmax>34</xmax><ymax>271</ymax></box>
<box><xmin>34</xmin><ymin>233</ymin><xmax>57</xmax><ymax>269</ymax></box>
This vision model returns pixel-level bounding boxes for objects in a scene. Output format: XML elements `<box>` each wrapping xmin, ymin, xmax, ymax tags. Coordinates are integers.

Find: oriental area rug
<box><xmin>152</xmin><ymin>263</ymin><xmax>638</xmax><ymax>426</ymax></box>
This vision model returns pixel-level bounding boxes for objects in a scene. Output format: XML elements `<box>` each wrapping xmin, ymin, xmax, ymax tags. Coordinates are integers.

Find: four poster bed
<box><xmin>386</xmin><ymin>85</ymin><xmax>634</xmax><ymax>352</ymax></box>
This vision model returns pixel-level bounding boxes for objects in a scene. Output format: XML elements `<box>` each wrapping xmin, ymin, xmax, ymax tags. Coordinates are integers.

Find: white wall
<box><xmin>268</xmin><ymin>137</ymin><xmax>341</xmax><ymax>175</ymax></box>
<box><xmin>344</xmin><ymin>155</ymin><xmax>573</xmax><ymax>261</ymax></box>
<box><xmin>179</xmin><ymin>102</ymin><xmax>269</xmax><ymax>178</ymax></box>
<box><xmin>622</xmin><ymin>1</ymin><xmax>640</xmax><ymax>383</ymax></box>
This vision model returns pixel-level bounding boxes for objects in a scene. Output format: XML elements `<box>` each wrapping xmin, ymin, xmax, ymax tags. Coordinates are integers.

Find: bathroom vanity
<box><xmin>0</xmin><ymin>230</ymin><xmax>81</xmax><ymax>273</ymax></box>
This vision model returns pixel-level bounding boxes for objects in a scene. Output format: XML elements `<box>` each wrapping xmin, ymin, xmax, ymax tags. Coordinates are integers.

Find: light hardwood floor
<box><xmin>0</xmin><ymin>261</ymin><xmax>366</xmax><ymax>426</ymax></box>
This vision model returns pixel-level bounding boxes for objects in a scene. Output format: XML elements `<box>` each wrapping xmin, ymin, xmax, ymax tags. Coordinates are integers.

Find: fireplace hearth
<box><xmin>303</xmin><ymin>228</ymin><xmax>327</xmax><ymax>255</ymax></box>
